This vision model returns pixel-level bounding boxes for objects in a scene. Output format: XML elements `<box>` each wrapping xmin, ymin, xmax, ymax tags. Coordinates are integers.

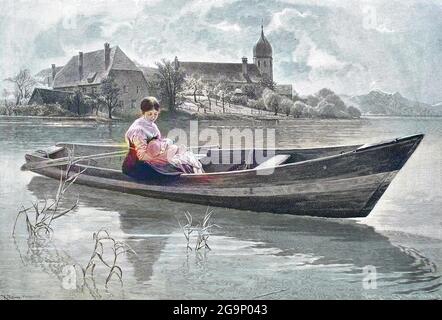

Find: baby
<box><xmin>148</xmin><ymin>137</ymin><xmax>204</xmax><ymax>174</ymax></box>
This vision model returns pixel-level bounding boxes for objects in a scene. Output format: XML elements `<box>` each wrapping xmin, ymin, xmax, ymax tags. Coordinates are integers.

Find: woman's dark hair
<box><xmin>140</xmin><ymin>97</ymin><xmax>160</xmax><ymax>113</ymax></box>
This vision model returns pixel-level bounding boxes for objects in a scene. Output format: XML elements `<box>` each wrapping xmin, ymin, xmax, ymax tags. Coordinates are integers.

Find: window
<box><xmin>123</xmin><ymin>85</ymin><xmax>128</xmax><ymax>93</ymax></box>
<box><xmin>258</xmin><ymin>61</ymin><xmax>261</xmax><ymax>67</ymax></box>
<box><xmin>131</xmin><ymin>99</ymin><xmax>136</xmax><ymax>108</ymax></box>
<box><xmin>264</xmin><ymin>61</ymin><xmax>267</xmax><ymax>67</ymax></box>
<box><xmin>82</xmin><ymin>87</ymin><xmax>86</xmax><ymax>93</ymax></box>
<box><xmin>136</xmin><ymin>86</ymin><xmax>139</xmax><ymax>94</ymax></box>
<box><xmin>87</xmin><ymin>72</ymin><xmax>97</xmax><ymax>83</ymax></box>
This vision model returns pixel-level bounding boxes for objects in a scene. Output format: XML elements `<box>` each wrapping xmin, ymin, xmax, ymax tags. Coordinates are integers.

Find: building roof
<box><xmin>253</xmin><ymin>26</ymin><xmax>272</xmax><ymax>58</ymax></box>
<box><xmin>34</xmin><ymin>66</ymin><xmax>64</xmax><ymax>80</ymax></box>
<box><xmin>28</xmin><ymin>88</ymin><xmax>74</xmax><ymax>105</ymax></box>
<box><xmin>179</xmin><ymin>61</ymin><xmax>262</xmax><ymax>83</ymax></box>
<box><xmin>34</xmin><ymin>66</ymin><xmax>64</xmax><ymax>87</ymax></box>
<box><xmin>53</xmin><ymin>46</ymin><xmax>141</xmax><ymax>88</ymax></box>
<box><xmin>139</xmin><ymin>66</ymin><xmax>160</xmax><ymax>79</ymax></box>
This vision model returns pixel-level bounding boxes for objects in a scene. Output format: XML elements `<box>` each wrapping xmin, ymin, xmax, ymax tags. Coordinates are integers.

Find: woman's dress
<box><xmin>122</xmin><ymin>117</ymin><xmax>203</xmax><ymax>180</ymax></box>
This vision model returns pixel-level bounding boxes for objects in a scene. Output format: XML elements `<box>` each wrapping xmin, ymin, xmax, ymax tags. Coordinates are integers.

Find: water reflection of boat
<box><xmin>24</xmin><ymin>134</ymin><xmax>424</xmax><ymax>218</ymax></box>
<box><xmin>27</xmin><ymin>176</ymin><xmax>441</xmax><ymax>298</ymax></box>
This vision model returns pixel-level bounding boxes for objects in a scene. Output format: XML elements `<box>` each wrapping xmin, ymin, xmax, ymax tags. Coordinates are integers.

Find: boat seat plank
<box><xmin>255</xmin><ymin>154</ymin><xmax>290</xmax><ymax>170</ymax></box>
<box><xmin>196</xmin><ymin>153</ymin><xmax>207</xmax><ymax>160</ymax></box>
<box><xmin>34</xmin><ymin>146</ymin><xmax>65</xmax><ymax>158</ymax></box>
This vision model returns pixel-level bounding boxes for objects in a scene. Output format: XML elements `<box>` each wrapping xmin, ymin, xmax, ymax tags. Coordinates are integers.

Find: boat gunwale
<box><xmin>49</xmin><ymin>145</ymin><xmax>361</xmax><ymax>177</ymax></box>
<box><xmin>184</xmin><ymin>133</ymin><xmax>424</xmax><ymax>176</ymax></box>
<box><xmin>55</xmin><ymin>133</ymin><xmax>423</xmax><ymax>152</ymax></box>
<box><xmin>55</xmin><ymin>141</ymin><xmax>360</xmax><ymax>153</ymax></box>
<box><xmin>43</xmin><ymin>134</ymin><xmax>425</xmax><ymax>178</ymax></box>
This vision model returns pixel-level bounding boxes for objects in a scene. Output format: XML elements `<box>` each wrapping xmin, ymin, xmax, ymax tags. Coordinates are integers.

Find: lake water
<box><xmin>0</xmin><ymin>116</ymin><xmax>441</xmax><ymax>299</ymax></box>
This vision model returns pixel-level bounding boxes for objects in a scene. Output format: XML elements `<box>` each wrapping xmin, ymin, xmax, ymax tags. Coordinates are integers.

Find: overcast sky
<box><xmin>1</xmin><ymin>0</ymin><xmax>441</xmax><ymax>103</ymax></box>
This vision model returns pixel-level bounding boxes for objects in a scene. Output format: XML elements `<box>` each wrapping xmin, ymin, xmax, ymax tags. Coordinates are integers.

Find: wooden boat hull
<box><xmin>24</xmin><ymin>134</ymin><xmax>424</xmax><ymax>218</ymax></box>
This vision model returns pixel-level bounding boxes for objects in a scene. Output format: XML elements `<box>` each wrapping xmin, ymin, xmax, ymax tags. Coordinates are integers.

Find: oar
<box><xmin>23</xmin><ymin>145</ymin><xmax>220</xmax><ymax>171</ymax></box>
<box><xmin>22</xmin><ymin>150</ymin><xmax>128</xmax><ymax>171</ymax></box>
<box><xmin>187</xmin><ymin>144</ymin><xmax>220</xmax><ymax>150</ymax></box>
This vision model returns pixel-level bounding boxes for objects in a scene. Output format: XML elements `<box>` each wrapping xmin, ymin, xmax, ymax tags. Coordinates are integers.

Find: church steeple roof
<box><xmin>253</xmin><ymin>25</ymin><xmax>273</xmax><ymax>58</ymax></box>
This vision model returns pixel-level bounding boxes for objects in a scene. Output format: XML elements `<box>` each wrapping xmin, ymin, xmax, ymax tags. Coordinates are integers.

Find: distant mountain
<box><xmin>343</xmin><ymin>90</ymin><xmax>441</xmax><ymax>116</ymax></box>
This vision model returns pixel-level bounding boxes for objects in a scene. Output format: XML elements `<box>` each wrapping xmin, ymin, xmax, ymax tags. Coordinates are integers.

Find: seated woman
<box><xmin>122</xmin><ymin>97</ymin><xmax>204</xmax><ymax>180</ymax></box>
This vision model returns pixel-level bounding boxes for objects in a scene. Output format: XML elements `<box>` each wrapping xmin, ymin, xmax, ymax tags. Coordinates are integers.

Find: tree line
<box><xmin>2</xmin><ymin>61</ymin><xmax>361</xmax><ymax>119</ymax></box>
<box><xmin>149</xmin><ymin>59</ymin><xmax>361</xmax><ymax>119</ymax></box>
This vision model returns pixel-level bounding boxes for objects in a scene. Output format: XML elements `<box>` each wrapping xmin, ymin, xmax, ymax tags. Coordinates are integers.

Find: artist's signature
<box><xmin>0</xmin><ymin>294</ymin><xmax>23</xmax><ymax>300</ymax></box>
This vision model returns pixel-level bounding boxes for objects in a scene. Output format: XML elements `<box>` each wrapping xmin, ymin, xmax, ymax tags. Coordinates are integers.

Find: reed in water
<box><xmin>13</xmin><ymin>150</ymin><xmax>86</xmax><ymax>239</ymax></box>
<box><xmin>177</xmin><ymin>207</ymin><xmax>221</xmax><ymax>251</ymax></box>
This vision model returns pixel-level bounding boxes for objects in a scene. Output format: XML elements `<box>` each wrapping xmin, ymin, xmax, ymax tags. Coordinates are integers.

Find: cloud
<box><xmin>178</xmin><ymin>0</ymin><xmax>238</xmax><ymax>16</ymax></box>
<box><xmin>1</xmin><ymin>0</ymin><xmax>441</xmax><ymax>103</ymax></box>
<box><xmin>212</xmin><ymin>21</ymin><xmax>241</xmax><ymax>32</ymax></box>
<box><xmin>268</xmin><ymin>8</ymin><xmax>314</xmax><ymax>32</ymax></box>
<box><xmin>293</xmin><ymin>35</ymin><xmax>346</xmax><ymax>70</ymax></box>
<box><xmin>307</xmin><ymin>47</ymin><xmax>345</xmax><ymax>70</ymax></box>
<box><xmin>374</xmin><ymin>24</ymin><xmax>395</xmax><ymax>33</ymax></box>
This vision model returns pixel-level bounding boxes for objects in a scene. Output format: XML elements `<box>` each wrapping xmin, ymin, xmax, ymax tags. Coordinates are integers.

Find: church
<box><xmin>175</xmin><ymin>26</ymin><xmax>293</xmax><ymax>98</ymax></box>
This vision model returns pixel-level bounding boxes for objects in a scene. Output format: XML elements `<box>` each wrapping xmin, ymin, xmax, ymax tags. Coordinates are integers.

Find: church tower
<box><xmin>253</xmin><ymin>25</ymin><xmax>273</xmax><ymax>82</ymax></box>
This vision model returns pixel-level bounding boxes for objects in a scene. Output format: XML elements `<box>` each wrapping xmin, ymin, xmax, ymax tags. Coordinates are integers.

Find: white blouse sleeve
<box><xmin>127</xmin><ymin>128</ymin><xmax>153</xmax><ymax>162</ymax></box>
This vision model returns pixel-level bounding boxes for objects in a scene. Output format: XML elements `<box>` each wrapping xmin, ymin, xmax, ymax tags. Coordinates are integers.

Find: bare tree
<box><xmin>4</xmin><ymin>69</ymin><xmax>37</xmax><ymax>105</ymax></box>
<box><xmin>280</xmin><ymin>97</ymin><xmax>293</xmax><ymax>116</ymax></box>
<box><xmin>185</xmin><ymin>74</ymin><xmax>203</xmax><ymax>103</ymax></box>
<box><xmin>242</xmin><ymin>84</ymin><xmax>258</xmax><ymax>100</ymax></box>
<box><xmin>155</xmin><ymin>59</ymin><xmax>185</xmax><ymax>113</ymax></box>
<box><xmin>88</xmin><ymin>91</ymin><xmax>105</xmax><ymax>116</ymax></box>
<box><xmin>203</xmin><ymin>82</ymin><xmax>216</xmax><ymax>111</ymax></box>
<box><xmin>214</xmin><ymin>77</ymin><xmax>229</xmax><ymax>113</ymax></box>
<box><xmin>225</xmin><ymin>91</ymin><xmax>233</xmax><ymax>109</ymax></box>
<box><xmin>292</xmin><ymin>101</ymin><xmax>308</xmax><ymax>118</ymax></box>
<box><xmin>2</xmin><ymin>89</ymin><xmax>13</xmax><ymax>115</ymax></box>
<box><xmin>100</xmin><ymin>75</ymin><xmax>121</xmax><ymax>119</ymax></box>
<box><xmin>147</xmin><ymin>78</ymin><xmax>159</xmax><ymax>98</ymax></box>
<box><xmin>259</xmin><ymin>74</ymin><xmax>276</xmax><ymax>91</ymax></box>
<box><xmin>263</xmin><ymin>88</ymin><xmax>282</xmax><ymax>115</ymax></box>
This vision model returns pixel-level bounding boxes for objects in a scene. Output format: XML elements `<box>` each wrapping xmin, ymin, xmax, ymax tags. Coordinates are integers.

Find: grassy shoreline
<box><xmin>0</xmin><ymin>114</ymin><xmax>115</xmax><ymax>122</ymax></box>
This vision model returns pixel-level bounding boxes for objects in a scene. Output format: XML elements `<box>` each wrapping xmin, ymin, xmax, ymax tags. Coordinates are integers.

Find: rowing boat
<box><xmin>23</xmin><ymin>134</ymin><xmax>424</xmax><ymax>218</ymax></box>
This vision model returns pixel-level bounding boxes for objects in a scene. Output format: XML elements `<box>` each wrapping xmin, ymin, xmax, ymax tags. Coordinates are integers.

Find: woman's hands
<box><xmin>160</xmin><ymin>138</ymin><xmax>174</xmax><ymax>154</ymax></box>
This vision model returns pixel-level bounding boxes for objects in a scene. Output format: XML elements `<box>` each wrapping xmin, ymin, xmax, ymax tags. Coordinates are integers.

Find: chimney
<box><xmin>174</xmin><ymin>56</ymin><xmax>180</xmax><ymax>70</ymax></box>
<box><xmin>242</xmin><ymin>57</ymin><xmax>248</xmax><ymax>76</ymax></box>
<box><xmin>104</xmin><ymin>43</ymin><xmax>110</xmax><ymax>70</ymax></box>
<box><xmin>78</xmin><ymin>52</ymin><xmax>84</xmax><ymax>80</ymax></box>
<box><xmin>51</xmin><ymin>64</ymin><xmax>56</xmax><ymax>82</ymax></box>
